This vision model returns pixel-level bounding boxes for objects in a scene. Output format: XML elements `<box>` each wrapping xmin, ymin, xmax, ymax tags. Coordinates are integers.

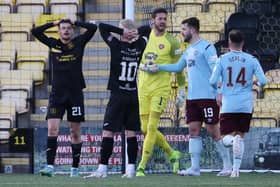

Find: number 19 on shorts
<box><xmin>203</xmin><ymin>107</ymin><xmax>213</xmax><ymax>118</ymax></box>
<box><xmin>72</xmin><ymin>107</ymin><xmax>82</xmax><ymax>116</ymax></box>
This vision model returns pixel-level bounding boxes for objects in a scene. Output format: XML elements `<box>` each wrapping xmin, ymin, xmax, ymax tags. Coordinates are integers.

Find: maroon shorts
<box><xmin>220</xmin><ymin>113</ymin><xmax>252</xmax><ymax>135</ymax></box>
<box><xmin>186</xmin><ymin>99</ymin><xmax>219</xmax><ymax>125</ymax></box>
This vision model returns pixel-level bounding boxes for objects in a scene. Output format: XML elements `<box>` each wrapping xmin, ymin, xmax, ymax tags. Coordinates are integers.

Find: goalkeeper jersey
<box><xmin>138</xmin><ymin>29</ymin><xmax>182</xmax><ymax>92</ymax></box>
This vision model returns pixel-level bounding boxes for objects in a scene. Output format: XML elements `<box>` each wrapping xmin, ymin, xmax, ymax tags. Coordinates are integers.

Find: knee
<box><xmin>70</xmin><ymin>126</ymin><xmax>81</xmax><ymax>140</ymax></box>
<box><xmin>147</xmin><ymin>124</ymin><xmax>157</xmax><ymax>133</ymax></box>
<box><xmin>189</xmin><ymin>127</ymin><xmax>200</xmax><ymax>137</ymax></box>
<box><xmin>102</xmin><ymin>130</ymin><xmax>113</xmax><ymax>138</ymax></box>
<box><xmin>48</xmin><ymin>119</ymin><xmax>60</xmax><ymax>136</ymax></box>
<box><xmin>125</xmin><ymin>130</ymin><xmax>136</xmax><ymax>138</ymax></box>
<box><xmin>48</xmin><ymin>125</ymin><xmax>59</xmax><ymax>136</ymax></box>
<box><xmin>207</xmin><ymin>125</ymin><xmax>221</xmax><ymax>141</ymax></box>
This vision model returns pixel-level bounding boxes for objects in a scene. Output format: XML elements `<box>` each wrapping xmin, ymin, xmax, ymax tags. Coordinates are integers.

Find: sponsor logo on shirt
<box><xmin>51</xmin><ymin>48</ymin><xmax>62</xmax><ymax>53</ymax></box>
<box><xmin>187</xmin><ymin>59</ymin><xmax>195</xmax><ymax>67</ymax></box>
<box><xmin>175</xmin><ymin>49</ymin><xmax>182</xmax><ymax>55</ymax></box>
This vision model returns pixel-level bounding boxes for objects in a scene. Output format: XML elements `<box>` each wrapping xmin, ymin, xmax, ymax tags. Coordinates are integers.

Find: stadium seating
<box><xmin>0</xmin><ymin>13</ymin><xmax>34</xmax><ymax>42</ymax></box>
<box><xmin>225</xmin><ymin>12</ymin><xmax>259</xmax><ymax>50</ymax></box>
<box><xmin>253</xmin><ymin>69</ymin><xmax>280</xmax><ymax>127</ymax></box>
<box><xmin>35</xmin><ymin>14</ymin><xmax>66</xmax><ymax>39</ymax></box>
<box><xmin>0</xmin><ymin>0</ymin><xmax>13</xmax><ymax>16</ymax></box>
<box><xmin>49</xmin><ymin>0</ymin><xmax>79</xmax><ymax>21</ymax></box>
<box><xmin>174</xmin><ymin>0</ymin><xmax>204</xmax><ymax>21</ymax></box>
<box><xmin>0</xmin><ymin>130</ymin><xmax>9</xmax><ymax>144</ymax></box>
<box><xmin>0</xmin><ymin>41</ymin><xmax>16</xmax><ymax>70</ymax></box>
<box><xmin>0</xmin><ymin>70</ymin><xmax>33</xmax><ymax>114</ymax></box>
<box><xmin>0</xmin><ymin>99</ymin><xmax>16</xmax><ymax>128</ymax></box>
<box><xmin>16</xmin><ymin>0</ymin><xmax>46</xmax><ymax>20</ymax></box>
<box><xmin>207</xmin><ymin>0</ymin><xmax>238</xmax><ymax>14</ymax></box>
<box><xmin>16</xmin><ymin>41</ymin><xmax>49</xmax><ymax>85</ymax></box>
<box><xmin>197</xmin><ymin>12</ymin><xmax>225</xmax><ymax>40</ymax></box>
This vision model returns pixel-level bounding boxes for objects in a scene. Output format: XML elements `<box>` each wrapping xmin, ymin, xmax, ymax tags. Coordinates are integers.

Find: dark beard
<box><xmin>155</xmin><ymin>24</ymin><xmax>166</xmax><ymax>33</ymax></box>
<box><xmin>184</xmin><ymin>35</ymin><xmax>192</xmax><ymax>42</ymax></box>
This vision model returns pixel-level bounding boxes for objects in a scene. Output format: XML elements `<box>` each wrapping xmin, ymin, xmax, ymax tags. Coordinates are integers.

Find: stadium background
<box><xmin>0</xmin><ymin>0</ymin><xmax>279</xmax><ymax>175</ymax></box>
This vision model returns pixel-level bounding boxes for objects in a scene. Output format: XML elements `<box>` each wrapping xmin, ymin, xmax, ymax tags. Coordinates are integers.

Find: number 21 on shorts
<box><xmin>72</xmin><ymin>106</ymin><xmax>82</xmax><ymax>116</ymax></box>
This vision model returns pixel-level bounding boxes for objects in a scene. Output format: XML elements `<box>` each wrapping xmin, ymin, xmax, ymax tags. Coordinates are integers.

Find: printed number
<box><xmin>203</xmin><ymin>107</ymin><xmax>213</xmax><ymax>118</ymax></box>
<box><xmin>227</xmin><ymin>67</ymin><xmax>247</xmax><ymax>87</ymax></box>
<box><xmin>14</xmin><ymin>136</ymin><xmax>26</xmax><ymax>145</ymax></box>
<box><xmin>72</xmin><ymin>107</ymin><xmax>82</xmax><ymax>116</ymax></box>
<box><xmin>159</xmin><ymin>97</ymin><xmax>163</xmax><ymax>106</ymax></box>
<box><xmin>119</xmin><ymin>62</ymin><xmax>138</xmax><ymax>82</ymax></box>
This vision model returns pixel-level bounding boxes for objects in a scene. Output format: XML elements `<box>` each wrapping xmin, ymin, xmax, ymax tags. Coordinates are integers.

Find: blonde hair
<box><xmin>119</xmin><ymin>19</ymin><xmax>137</xmax><ymax>30</ymax></box>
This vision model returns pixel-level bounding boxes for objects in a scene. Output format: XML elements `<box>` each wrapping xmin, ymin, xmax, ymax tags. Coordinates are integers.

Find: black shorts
<box><xmin>103</xmin><ymin>91</ymin><xmax>140</xmax><ymax>132</ymax></box>
<box><xmin>220</xmin><ymin>113</ymin><xmax>252</xmax><ymax>135</ymax></box>
<box><xmin>46</xmin><ymin>90</ymin><xmax>85</xmax><ymax>122</ymax></box>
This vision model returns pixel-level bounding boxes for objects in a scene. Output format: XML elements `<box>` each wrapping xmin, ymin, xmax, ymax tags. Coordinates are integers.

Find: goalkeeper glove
<box><xmin>139</xmin><ymin>62</ymin><xmax>159</xmax><ymax>73</ymax></box>
<box><xmin>176</xmin><ymin>87</ymin><xmax>185</xmax><ymax>108</ymax></box>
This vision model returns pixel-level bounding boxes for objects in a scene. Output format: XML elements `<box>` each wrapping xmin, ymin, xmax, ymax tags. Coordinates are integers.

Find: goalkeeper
<box><xmin>136</xmin><ymin>7</ymin><xmax>185</xmax><ymax>177</ymax></box>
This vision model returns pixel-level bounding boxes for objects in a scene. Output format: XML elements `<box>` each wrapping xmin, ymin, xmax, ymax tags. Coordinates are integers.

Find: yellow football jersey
<box><xmin>138</xmin><ymin>29</ymin><xmax>182</xmax><ymax>93</ymax></box>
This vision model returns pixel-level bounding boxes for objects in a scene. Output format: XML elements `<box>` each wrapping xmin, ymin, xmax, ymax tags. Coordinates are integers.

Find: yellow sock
<box><xmin>155</xmin><ymin>131</ymin><xmax>173</xmax><ymax>156</ymax></box>
<box><xmin>138</xmin><ymin>112</ymin><xmax>160</xmax><ymax>169</ymax></box>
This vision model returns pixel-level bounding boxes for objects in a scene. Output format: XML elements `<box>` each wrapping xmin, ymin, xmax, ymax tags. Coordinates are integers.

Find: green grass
<box><xmin>0</xmin><ymin>173</ymin><xmax>279</xmax><ymax>187</ymax></box>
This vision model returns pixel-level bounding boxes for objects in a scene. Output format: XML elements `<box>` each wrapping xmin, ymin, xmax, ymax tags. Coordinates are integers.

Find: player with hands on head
<box><xmin>32</xmin><ymin>18</ymin><xmax>97</xmax><ymax>177</ymax></box>
<box><xmin>210</xmin><ymin>30</ymin><xmax>267</xmax><ymax>178</ymax></box>
<box><xmin>83</xmin><ymin>19</ymin><xmax>150</xmax><ymax>179</ymax></box>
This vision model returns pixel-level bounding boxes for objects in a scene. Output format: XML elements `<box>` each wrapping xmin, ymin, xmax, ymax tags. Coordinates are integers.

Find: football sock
<box><xmin>140</xmin><ymin>114</ymin><xmax>173</xmax><ymax>155</ymax></box>
<box><xmin>189</xmin><ymin>136</ymin><xmax>202</xmax><ymax>170</ymax></box>
<box><xmin>100</xmin><ymin>137</ymin><xmax>114</xmax><ymax>165</ymax></box>
<box><xmin>127</xmin><ymin>137</ymin><xmax>138</xmax><ymax>164</ymax></box>
<box><xmin>71</xmin><ymin>142</ymin><xmax>82</xmax><ymax>168</ymax></box>
<box><xmin>233</xmin><ymin>135</ymin><xmax>244</xmax><ymax>170</ymax></box>
<box><xmin>47</xmin><ymin>136</ymin><xmax>58</xmax><ymax>165</ymax></box>
<box><xmin>215</xmin><ymin>139</ymin><xmax>232</xmax><ymax>170</ymax></box>
<box><xmin>138</xmin><ymin>111</ymin><xmax>160</xmax><ymax>169</ymax></box>
<box><xmin>155</xmin><ymin>130</ymin><xmax>173</xmax><ymax>156</ymax></box>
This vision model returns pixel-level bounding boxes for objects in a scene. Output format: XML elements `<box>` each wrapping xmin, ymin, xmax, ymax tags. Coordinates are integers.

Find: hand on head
<box><xmin>123</xmin><ymin>28</ymin><xmax>138</xmax><ymax>41</ymax></box>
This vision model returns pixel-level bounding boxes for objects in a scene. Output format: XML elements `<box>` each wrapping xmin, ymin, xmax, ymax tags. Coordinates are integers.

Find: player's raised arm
<box><xmin>137</xmin><ymin>25</ymin><xmax>151</xmax><ymax>38</ymax></box>
<box><xmin>31</xmin><ymin>21</ymin><xmax>57</xmax><ymax>48</ymax></box>
<box><xmin>99</xmin><ymin>22</ymin><xmax>123</xmax><ymax>45</ymax></box>
<box><xmin>74</xmin><ymin>21</ymin><xmax>97</xmax><ymax>43</ymax></box>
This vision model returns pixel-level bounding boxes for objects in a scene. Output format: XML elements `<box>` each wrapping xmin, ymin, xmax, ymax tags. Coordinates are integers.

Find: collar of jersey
<box><xmin>151</xmin><ymin>29</ymin><xmax>167</xmax><ymax>38</ymax></box>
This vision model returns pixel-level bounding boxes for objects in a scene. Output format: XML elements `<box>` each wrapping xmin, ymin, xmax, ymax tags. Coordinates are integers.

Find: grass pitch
<box><xmin>0</xmin><ymin>173</ymin><xmax>279</xmax><ymax>187</ymax></box>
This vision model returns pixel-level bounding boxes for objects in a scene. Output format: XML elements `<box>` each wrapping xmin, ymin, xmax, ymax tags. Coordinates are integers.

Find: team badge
<box><xmin>67</xmin><ymin>42</ymin><xmax>74</xmax><ymax>49</ymax></box>
<box><xmin>50</xmin><ymin>108</ymin><xmax>56</xmax><ymax>114</ymax></box>
<box><xmin>159</xmin><ymin>44</ymin><xmax>165</xmax><ymax>49</ymax></box>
